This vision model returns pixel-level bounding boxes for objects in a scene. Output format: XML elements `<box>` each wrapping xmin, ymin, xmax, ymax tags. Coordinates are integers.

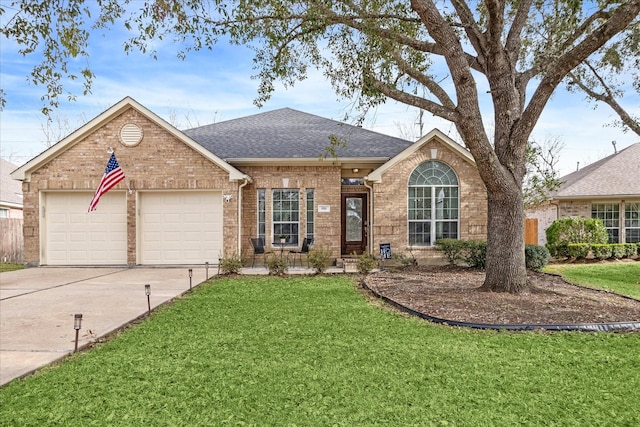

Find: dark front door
<box><xmin>341</xmin><ymin>193</ymin><xmax>368</xmax><ymax>255</ymax></box>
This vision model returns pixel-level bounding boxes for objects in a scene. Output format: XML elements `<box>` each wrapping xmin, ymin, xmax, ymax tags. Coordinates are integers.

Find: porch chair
<box><xmin>249</xmin><ymin>238</ymin><xmax>273</xmax><ymax>267</ymax></box>
<box><xmin>288</xmin><ymin>238</ymin><xmax>312</xmax><ymax>268</ymax></box>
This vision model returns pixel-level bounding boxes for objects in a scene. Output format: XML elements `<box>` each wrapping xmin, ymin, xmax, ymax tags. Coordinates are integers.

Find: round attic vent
<box><xmin>119</xmin><ymin>123</ymin><xmax>143</xmax><ymax>147</ymax></box>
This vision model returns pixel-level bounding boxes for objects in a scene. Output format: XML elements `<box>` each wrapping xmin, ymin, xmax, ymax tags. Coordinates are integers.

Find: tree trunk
<box><xmin>480</xmin><ymin>187</ymin><xmax>529</xmax><ymax>293</ymax></box>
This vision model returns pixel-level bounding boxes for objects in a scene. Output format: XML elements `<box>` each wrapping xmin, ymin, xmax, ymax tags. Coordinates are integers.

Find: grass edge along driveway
<box><xmin>1</xmin><ymin>275</ymin><xmax>639</xmax><ymax>426</ymax></box>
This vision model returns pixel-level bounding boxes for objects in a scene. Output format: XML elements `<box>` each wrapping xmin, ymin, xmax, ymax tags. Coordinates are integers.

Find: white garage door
<box><xmin>44</xmin><ymin>192</ymin><xmax>127</xmax><ymax>265</ymax></box>
<box><xmin>139</xmin><ymin>191</ymin><xmax>223</xmax><ymax>265</ymax></box>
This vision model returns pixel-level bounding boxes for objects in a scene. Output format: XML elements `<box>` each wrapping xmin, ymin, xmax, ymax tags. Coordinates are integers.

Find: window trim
<box><xmin>272</xmin><ymin>189</ymin><xmax>300</xmax><ymax>246</ymax></box>
<box><xmin>257</xmin><ymin>189</ymin><xmax>266</xmax><ymax>244</ymax></box>
<box><xmin>408</xmin><ymin>161</ymin><xmax>460</xmax><ymax>247</ymax></box>
<box><xmin>591</xmin><ymin>203</ymin><xmax>620</xmax><ymax>243</ymax></box>
<box><xmin>625</xmin><ymin>202</ymin><xmax>640</xmax><ymax>243</ymax></box>
<box><xmin>306</xmin><ymin>189</ymin><xmax>315</xmax><ymax>242</ymax></box>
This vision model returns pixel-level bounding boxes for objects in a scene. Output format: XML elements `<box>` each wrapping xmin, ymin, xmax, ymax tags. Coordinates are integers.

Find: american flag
<box><xmin>88</xmin><ymin>153</ymin><xmax>125</xmax><ymax>212</ymax></box>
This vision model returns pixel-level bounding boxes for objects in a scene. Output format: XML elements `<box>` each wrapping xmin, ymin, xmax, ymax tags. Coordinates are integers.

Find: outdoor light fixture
<box><xmin>73</xmin><ymin>314</ymin><xmax>83</xmax><ymax>353</ymax></box>
<box><xmin>352</xmin><ymin>168</ymin><xmax>359</xmax><ymax>173</ymax></box>
<box><xmin>145</xmin><ymin>284</ymin><xmax>151</xmax><ymax>314</ymax></box>
<box><xmin>188</xmin><ymin>268</ymin><xmax>193</xmax><ymax>290</ymax></box>
<box><xmin>205</xmin><ymin>262</ymin><xmax>209</xmax><ymax>280</ymax></box>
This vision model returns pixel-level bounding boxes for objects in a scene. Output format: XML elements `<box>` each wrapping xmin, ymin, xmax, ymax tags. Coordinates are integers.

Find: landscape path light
<box><xmin>73</xmin><ymin>314</ymin><xmax>83</xmax><ymax>353</ymax></box>
<box><xmin>205</xmin><ymin>262</ymin><xmax>209</xmax><ymax>280</ymax></box>
<box><xmin>189</xmin><ymin>268</ymin><xmax>193</xmax><ymax>290</ymax></box>
<box><xmin>145</xmin><ymin>284</ymin><xmax>151</xmax><ymax>314</ymax></box>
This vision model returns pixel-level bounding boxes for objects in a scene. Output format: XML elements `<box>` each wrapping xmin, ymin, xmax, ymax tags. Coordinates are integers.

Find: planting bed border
<box><xmin>362</xmin><ymin>282</ymin><xmax>640</xmax><ymax>332</ymax></box>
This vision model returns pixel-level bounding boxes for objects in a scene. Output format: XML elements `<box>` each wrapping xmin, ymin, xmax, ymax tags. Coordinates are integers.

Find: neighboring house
<box><xmin>11</xmin><ymin>97</ymin><xmax>487</xmax><ymax>266</ymax></box>
<box><xmin>1</xmin><ymin>158</ymin><xmax>23</xmax><ymax>218</ymax></box>
<box><xmin>527</xmin><ymin>143</ymin><xmax>640</xmax><ymax>245</ymax></box>
<box><xmin>1</xmin><ymin>158</ymin><xmax>24</xmax><ymax>263</ymax></box>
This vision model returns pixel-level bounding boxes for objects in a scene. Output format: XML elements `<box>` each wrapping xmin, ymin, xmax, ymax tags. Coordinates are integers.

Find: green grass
<box><xmin>545</xmin><ymin>262</ymin><xmax>640</xmax><ymax>299</ymax></box>
<box><xmin>1</xmin><ymin>276</ymin><xmax>639</xmax><ymax>426</ymax></box>
<box><xmin>0</xmin><ymin>262</ymin><xmax>24</xmax><ymax>273</ymax></box>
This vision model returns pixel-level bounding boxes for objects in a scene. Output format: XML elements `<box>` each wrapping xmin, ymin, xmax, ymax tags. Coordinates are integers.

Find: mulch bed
<box><xmin>364</xmin><ymin>265</ymin><xmax>640</xmax><ymax>327</ymax></box>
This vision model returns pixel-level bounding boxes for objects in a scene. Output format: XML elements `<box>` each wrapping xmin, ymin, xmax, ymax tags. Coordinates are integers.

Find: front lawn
<box><xmin>1</xmin><ymin>275</ymin><xmax>639</xmax><ymax>425</ymax></box>
<box><xmin>545</xmin><ymin>262</ymin><xmax>640</xmax><ymax>299</ymax></box>
<box><xmin>0</xmin><ymin>262</ymin><xmax>24</xmax><ymax>273</ymax></box>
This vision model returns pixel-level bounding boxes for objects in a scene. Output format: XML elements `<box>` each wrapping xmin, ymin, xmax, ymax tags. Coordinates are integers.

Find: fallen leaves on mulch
<box><xmin>364</xmin><ymin>265</ymin><xmax>640</xmax><ymax>326</ymax></box>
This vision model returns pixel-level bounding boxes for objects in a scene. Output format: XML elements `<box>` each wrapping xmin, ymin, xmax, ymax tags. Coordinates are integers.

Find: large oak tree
<box><xmin>2</xmin><ymin>0</ymin><xmax>639</xmax><ymax>292</ymax></box>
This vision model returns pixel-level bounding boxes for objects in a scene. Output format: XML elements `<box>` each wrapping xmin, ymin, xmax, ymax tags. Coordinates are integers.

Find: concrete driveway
<box><xmin>0</xmin><ymin>266</ymin><xmax>211</xmax><ymax>387</ymax></box>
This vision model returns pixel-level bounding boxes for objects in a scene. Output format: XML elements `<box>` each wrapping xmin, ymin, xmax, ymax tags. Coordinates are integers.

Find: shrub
<box><xmin>435</xmin><ymin>239</ymin><xmax>467</xmax><ymax>264</ymax></box>
<box><xmin>591</xmin><ymin>244</ymin><xmax>613</xmax><ymax>260</ymax></box>
<box><xmin>611</xmin><ymin>244</ymin><xmax>627</xmax><ymax>259</ymax></box>
<box><xmin>623</xmin><ymin>243</ymin><xmax>637</xmax><ymax>258</ymax></box>
<box><xmin>219</xmin><ymin>253</ymin><xmax>243</xmax><ymax>275</ymax></box>
<box><xmin>307</xmin><ymin>246</ymin><xmax>333</xmax><ymax>274</ymax></box>
<box><xmin>265</xmin><ymin>254</ymin><xmax>288</xmax><ymax>275</ymax></box>
<box><xmin>567</xmin><ymin>243</ymin><xmax>590</xmax><ymax>259</ymax></box>
<box><xmin>464</xmin><ymin>240</ymin><xmax>487</xmax><ymax>270</ymax></box>
<box><xmin>357</xmin><ymin>253</ymin><xmax>378</xmax><ymax>274</ymax></box>
<box><xmin>458</xmin><ymin>241</ymin><xmax>548</xmax><ymax>272</ymax></box>
<box><xmin>545</xmin><ymin>218</ymin><xmax>608</xmax><ymax>257</ymax></box>
<box><xmin>525</xmin><ymin>244</ymin><xmax>549</xmax><ymax>271</ymax></box>
<box><xmin>392</xmin><ymin>252</ymin><xmax>417</xmax><ymax>268</ymax></box>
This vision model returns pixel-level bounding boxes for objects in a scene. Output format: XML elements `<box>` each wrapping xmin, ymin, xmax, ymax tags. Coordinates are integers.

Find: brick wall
<box><xmin>22</xmin><ymin>107</ymin><xmax>238</xmax><ymax>265</ymax></box>
<box><xmin>371</xmin><ymin>138</ymin><xmax>487</xmax><ymax>260</ymax></box>
<box><xmin>557</xmin><ymin>200</ymin><xmax>591</xmax><ymax>219</ymax></box>
<box><xmin>239</xmin><ymin>165</ymin><xmax>342</xmax><ymax>259</ymax></box>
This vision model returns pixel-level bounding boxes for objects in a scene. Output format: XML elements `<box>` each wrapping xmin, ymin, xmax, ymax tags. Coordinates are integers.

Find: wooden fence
<box><xmin>0</xmin><ymin>218</ymin><xmax>24</xmax><ymax>263</ymax></box>
<box><xmin>524</xmin><ymin>218</ymin><xmax>538</xmax><ymax>245</ymax></box>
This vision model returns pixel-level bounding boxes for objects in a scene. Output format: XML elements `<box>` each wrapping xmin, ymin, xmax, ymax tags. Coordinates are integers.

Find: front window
<box><xmin>592</xmin><ymin>203</ymin><xmax>620</xmax><ymax>243</ymax></box>
<box><xmin>0</xmin><ymin>208</ymin><xmax>8</xmax><ymax>218</ymax></box>
<box><xmin>257</xmin><ymin>189</ymin><xmax>266</xmax><ymax>243</ymax></box>
<box><xmin>408</xmin><ymin>161</ymin><xmax>459</xmax><ymax>246</ymax></box>
<box><xmin>625</xmin><ymin>202</ymin><xmax>640</xmax><ymax>243</ymax></box>
<box><xmin>306</xmin><ymin>189</ymin><xmax>315</xmax><ymax>242</ymax></box>
<box><xmin>272</xmin><ymin>189</ymin><xmax>299</xmax><ymax>245</ymax></box>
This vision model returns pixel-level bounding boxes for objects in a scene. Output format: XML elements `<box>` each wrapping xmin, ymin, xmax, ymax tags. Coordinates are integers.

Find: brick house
<box><xmin>526</xmin><ymin>142</ymin><xmax>640</xmax><ymax>245</ymax></box>
<box><xmin>11</xmin><ymin>97</ymin><xmax>487</xmax><ymax>266</ymax></box>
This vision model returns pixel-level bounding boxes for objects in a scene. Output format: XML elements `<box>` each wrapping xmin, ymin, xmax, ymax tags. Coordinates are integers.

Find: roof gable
<box><xmin>184</xmin><ymin>108</ymin><xmax>413</xmax><ymax>162</ymax></box>
<box><xmin>366</xmin><ymin>129</ymin><xmax>475</xmax><ymax>183</ymax></box>
<box><xmin>554</xmin><ymin>143</ymin><xmax>640</xmax><ymax>198</ymax></box>
<box><xmin>11</xmin><ymin>97</ymin><xmax>249</xmax><ymax>182</ymax></box>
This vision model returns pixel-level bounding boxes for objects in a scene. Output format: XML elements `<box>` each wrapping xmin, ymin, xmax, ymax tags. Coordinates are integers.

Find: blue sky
<box><xmin>1</xmin><ymin>18</ymin><xmax>638</xmax><ymax>177</ymax></box>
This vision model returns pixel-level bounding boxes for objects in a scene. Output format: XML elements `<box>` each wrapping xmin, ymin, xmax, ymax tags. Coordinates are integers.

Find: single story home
<box><xmin>11</xmin><ymin>97</ymin><xmax>488</xmax><ymax>266</ymax></box>
<box><xmin>526</xmin><ymin>142</ymin><xmax>640</xmax><ymax>245</ymax></box>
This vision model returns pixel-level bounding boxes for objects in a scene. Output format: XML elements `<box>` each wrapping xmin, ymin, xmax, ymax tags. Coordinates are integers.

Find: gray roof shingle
<box><xmin>0</xmin><ymin>158</ymin><xmax>23</xmax><ymax>207</ymax></box>
<box><xmin>183</xmin><ymin>108</ymin><xmax>413</xmax><ymax>160</ymax></box>
<box><xmin>554</xmin><ymin>143</ymin><xmax>640</xmax><ymax>198</ymax></box>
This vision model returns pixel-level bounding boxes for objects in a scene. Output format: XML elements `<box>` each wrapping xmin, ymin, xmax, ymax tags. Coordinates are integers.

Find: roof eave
<box><xmin>227</xmin><ymin>157</ymin><xmax>390</xmax><ymax>166</ymax></box>
<box><xmin>553</xmin><ymin>194</ymin><xmax>640</xmax><ymax>200</ymax></box>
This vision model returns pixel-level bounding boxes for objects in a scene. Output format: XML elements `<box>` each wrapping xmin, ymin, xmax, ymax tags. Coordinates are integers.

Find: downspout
<box><xmin>364</xmin><ymin>179</ymin><xmax>374</xmax><ymax>256</ymax></box>
<box><xmin>237</xmin><ymin>177</ymin><xmax>250</xmax><ymax>255</ymax></box>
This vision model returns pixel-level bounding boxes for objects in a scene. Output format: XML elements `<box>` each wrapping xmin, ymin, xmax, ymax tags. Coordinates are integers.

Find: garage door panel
<box><xmin>44</xmin><ymin>192</ymin><xmax>127</xmax><ymax>265</ymax></box>
<box><xmin>140</xmin><ymin>191</ymin><xmax>222</xmax><ymax>265</ymax></box>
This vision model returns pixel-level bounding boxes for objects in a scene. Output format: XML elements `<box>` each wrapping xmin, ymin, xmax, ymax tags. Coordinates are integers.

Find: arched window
<box><xmin>408</xmin><ymin>161</ymin><xmax>459</xmax><ymax>246</ymax></box>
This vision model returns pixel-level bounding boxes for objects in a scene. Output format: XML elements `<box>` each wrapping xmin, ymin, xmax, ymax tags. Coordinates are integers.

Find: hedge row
<box><xmin>545</xmin><ymin>217</ymin><xmax>608</xmax><ymax>257</ymax></box>
<box><xmin>435</xmin><ymin>239</ymin><xmax>549</xmax><ymax>272</ymax></box>
<box><xmin>566</xmin><ymin>243</ymin><xmax>640</xmax><ymax>260</ymax></box>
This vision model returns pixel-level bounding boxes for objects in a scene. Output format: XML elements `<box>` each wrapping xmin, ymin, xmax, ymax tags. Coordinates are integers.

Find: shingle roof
<box><xmin>554</xmin><ymin>143</ymin><xmax>640</xmax><ymax>198</ymax></box>
<box><xmin>183</xmin><ymin>108</ymin><xmax>413</xmax><ymax>160</ymax></box>
<box><xmin>0</xmin><ymin>158</ymin><xmax>23</xmax><ymax>207</ymax></box>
